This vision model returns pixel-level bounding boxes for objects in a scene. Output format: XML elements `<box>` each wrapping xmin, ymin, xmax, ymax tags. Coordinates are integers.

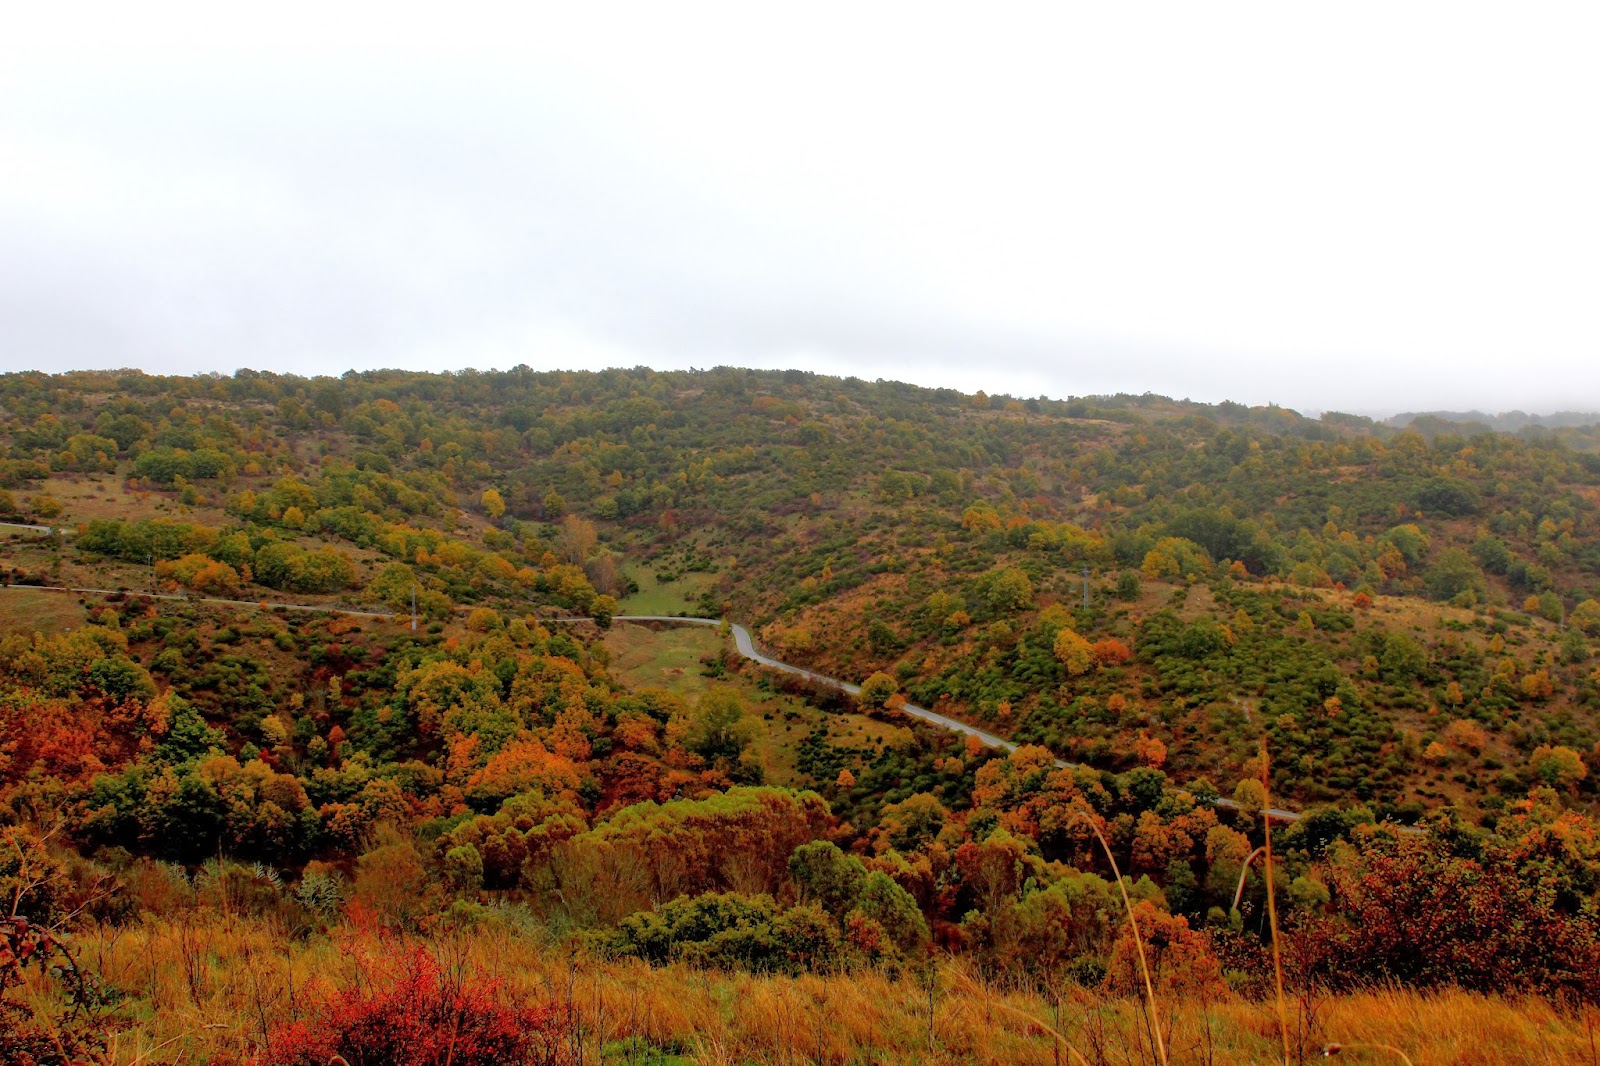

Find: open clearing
<box><xmin>602</xmin><ymin>622</ymin><xmax>725</xmax><ymax>700</ymax></box>
<box><xmin>601</xmin><ymin>621</ymin><xmax>910</xmax><ymax>787</ymax></box>
<box><xmin>36</xmin><ymin>474</ymin><xmax>236</xmax><ymax>528</ymax></box>
<box><xmin>0</xmin><ymin>585</ymin><xmax>89</xmax><ymax>634</ymax></box>
<box><xmin>618</xmin><ymin>566</ymin><xmax>714</xmax><ymax>616</ymax></box>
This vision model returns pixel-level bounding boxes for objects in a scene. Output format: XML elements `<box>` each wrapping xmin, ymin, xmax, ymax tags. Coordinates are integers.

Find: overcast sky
<box><xmin>2</xmin><ymin>4</ymin><xmax>1598</xmax><ymax>415</ymax></box>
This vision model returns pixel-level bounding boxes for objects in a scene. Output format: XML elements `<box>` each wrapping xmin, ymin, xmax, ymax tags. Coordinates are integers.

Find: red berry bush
<box><xmin>258</xmin><ymin>951</ymin><xmax>568</xmax><ymax>1066</ymax></box>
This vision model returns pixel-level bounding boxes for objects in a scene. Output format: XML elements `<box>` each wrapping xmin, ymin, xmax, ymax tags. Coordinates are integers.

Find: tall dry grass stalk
<box><xmin>1259</xmin><ymin>739</ymin><xmax>1291</xmax><ymax>1065</ymax></box>
<box><xmin>1231</xmin><ymin>845</ymin><xmax>1267</xmax><ymax>912</ymax></box>
<box><xmin>1073</xmin><ymin>804</ymin><xmax>1168</xmax><ymax>1066</ymax></box>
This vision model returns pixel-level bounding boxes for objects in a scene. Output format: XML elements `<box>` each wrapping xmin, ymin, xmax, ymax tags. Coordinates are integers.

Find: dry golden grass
<box><xmin>21</xmin><ymin>916</ymin><xmax>1599</xmax><ymax>1065</ymax></box>
<box><xmin>602</xmin><ymin>624</ymin><xmax>726</xmax><ymax>699</ymax></box>
<box><xmin>0</xmin><ymin>584</ymin><xmax>89</xmax><ymax>633</ymax></box>
<box><xmin>37</xmin><ymin>475</ymin><xmax>234</xmax><ymax>528</ymax></box>
<box><xmin>825</xmin><ymin>710</ymin><xmax>914</xmax><ymax>749</ymax></box>
<box><xmin>0</xmin><ymin>538</ymin><xmax>162</xmax><ymax>594</ymax></box>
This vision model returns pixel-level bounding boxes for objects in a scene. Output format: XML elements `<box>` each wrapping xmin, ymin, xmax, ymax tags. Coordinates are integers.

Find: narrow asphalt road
<box><xmin>0</xmin><ymin>556</ymin><xmax>1303</xmax><ymax>822</ymax></box>
<box><xmin>0</xmin><ymin>581</ymin><xmax>397</xmax><ymax>619</ymax></box>
<box><xmin>600</xmin><ymin>615</ymin><xmax>1302</xmax><ymax>822</ymax></box>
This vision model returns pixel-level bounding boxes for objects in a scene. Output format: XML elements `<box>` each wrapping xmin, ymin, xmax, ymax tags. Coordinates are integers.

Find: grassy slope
<box><xmin>0</xmin><ymin>584</ymin><xmax>88</xmax><ymax>634</ymax></box>
<box><xmin>35</xmin><ymin>473</ymin><xmax>235</xmax><ymax>527</ymax></box>
<box><xmin>0</xmin><ymin>472</ymin><xmax>399</xmax><ymax>612</ymax></box>
<box><xmin>749</xmin><ymin>551</ymin><xmax>1591</xmax><ymax>816</ymax></box>
<box><xmin>602</xmin><ymin>623</ymin><xmax>727</xmax><ymax>698</ymax></box>
<box><xmin>618</xmin><ymin>566</ymin><xmax>715</xmax><ymax>616</ymax></box>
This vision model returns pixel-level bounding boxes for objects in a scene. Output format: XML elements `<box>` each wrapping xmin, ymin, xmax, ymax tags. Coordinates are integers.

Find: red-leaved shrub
<box><xmin>258</xmin><ymin>951</ymin><xmax>567</xmax><ymax>1066</ymax></box>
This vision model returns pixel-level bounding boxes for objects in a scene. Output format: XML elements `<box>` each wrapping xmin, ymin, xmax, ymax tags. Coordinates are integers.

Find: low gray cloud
<box><xmin>2</xmin><ymin>7</ymin><xmax>1596</xmax><ymax>415</ymax></box>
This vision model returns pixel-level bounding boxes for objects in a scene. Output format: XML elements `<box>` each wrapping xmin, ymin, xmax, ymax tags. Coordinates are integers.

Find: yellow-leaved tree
<box><xmin>1053</xmin><ymin>628</ymin><xmax>1094</xmax><ymax>676</ymax></box>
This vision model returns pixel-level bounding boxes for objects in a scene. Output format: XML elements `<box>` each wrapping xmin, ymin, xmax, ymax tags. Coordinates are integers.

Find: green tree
<box><xmin>857</xmin><ymin>672</ymin><xmax>899</xmax><ymax>708</ymax></box>
<box><xmin>442</xmin><ymin>843</ymin><xmax>485</xmax><ymax>895</ymax></box>
<box><xmin>687</xmin><ymin>687</ymin><xmax>751</xmax><ymax>761</ymax></box>
<box><xmin>155</xmin><ymin>697</ymin><xmax>226</xmax><ymax>764</ymax></box>
<box><xmin>1472</xmin><ymin>532</ymin><xmax>1513</xmax><ymax>574</ymax></box>
<box><xmin>1413</xmin><ymin>477</ymin><xmax>1479</xmax><ymax>516</ymax></box>
<box><xmin>852</xmin><ymin>871</ymin><xmax>929</xmax><ymax>954</ymax></box>
<box><xmin>1379</xmin><ymin>633</ymin><xmax>1428</xmax><ymax>682</ymax></box>
<box><xmin>788</xmin><ymin>840</ymin><xmax>867</xmax><ymax>918</ymax></box>
<box><xmin>1533</xmin><ymin>590</ymin><xmax>1564</xmax><ymax>623</ymax></box>
<box><xmin>1529</xmin><ymin>745</ymin><xmax>1588</xmax><ymax>790</ymax></box>
<box><xmin>1231</xmin><ymin>778</ymin><xmax>1266</xmax><ymax>818</ymax></box>
<box><xmin>1288</xmin><ymin>874</ymin><xmax>1331</xmax><ymax>911</ymax></box>
<box><xmin>1380</xmin><ymin>523</ymin><xmax>1431</xmax><ymax>567</ymax></box>
<box><xmin>973</xmin><ymin>567</ymin><xmax>1035</xmax><ymax>615</ymax></box>
<box><xmin>1424</xmin><ymin>548</ymin><xmax>1486</xmax><ymax>603</ymax></box>
<box><xmin>877</xmin><ymin>793</ymin><xmax>949</xmax><ymax>852</ymax></box>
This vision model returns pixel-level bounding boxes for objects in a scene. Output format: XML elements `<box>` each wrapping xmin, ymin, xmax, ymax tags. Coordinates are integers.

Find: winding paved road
<box><xmin>0</xmin><ymin>542</ymin><xmax>1302</xmax><ymax>821</ymax></box>
<box><xmin>0</xmin><ymin>582</ymin><xmax>396</xmax><ymax>619</ymax></box>
<box><xmin>599</xmin><ymin>615</ymin><xmax>1302</xmax><ymax>822</ymax></box>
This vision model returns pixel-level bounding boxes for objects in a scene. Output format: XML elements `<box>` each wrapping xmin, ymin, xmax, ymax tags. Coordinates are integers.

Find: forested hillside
<box><xmin>3</xmin><ymin>366</ymin><xmax>1599</xmax><ymax>1064</ymax></box>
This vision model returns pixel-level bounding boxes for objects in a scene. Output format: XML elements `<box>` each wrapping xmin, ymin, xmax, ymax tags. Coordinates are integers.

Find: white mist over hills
<box><xmin>2</xmin><ymin>5</ymin><xmax>1598</xmax><ymax>414</ymax></box>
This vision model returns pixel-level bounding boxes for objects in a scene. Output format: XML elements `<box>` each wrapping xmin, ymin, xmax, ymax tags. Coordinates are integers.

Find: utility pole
<box><xmin>1081</xmin><ymin>566</ymin><xmax>1091</xmax><ymax>610</ymax></box>
<box><xmin>411</xmin><ymin>583</ymin><xmax>418</xmax><ymax>632</ymax></box>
